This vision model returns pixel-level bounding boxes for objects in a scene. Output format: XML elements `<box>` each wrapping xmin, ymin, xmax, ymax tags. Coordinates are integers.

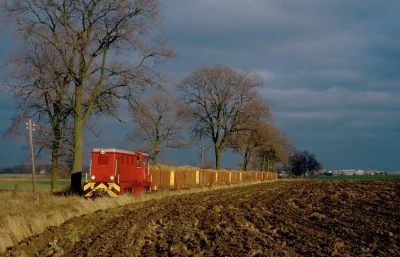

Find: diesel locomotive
<box><xmin>83</xmin><ymin>148</ymin><xmax>152</xmax><ymax>197</ymax></box>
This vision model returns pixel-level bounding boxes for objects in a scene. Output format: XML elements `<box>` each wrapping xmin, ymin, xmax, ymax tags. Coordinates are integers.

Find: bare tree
<box><xmin>127</xmin><ymin>91</ymin><xmax>187</xmax><ymax>164</ymax></box>
<box><xmin>3</xmin><ymin>36</ymin><xmax>73</xmax><ymax>191</ymax></box>
<box><xmin>229</xmin><ymin>101</ymin><xmax>272</xmax><ymax>171</ymax></box>
<box><xmin>177</xmin><ymin>65</ymin><xmax>264</xmax><ymax>169</ymax></box>
<box><xmin>255</xmin><ymin>126</ymin><xmax>291</xmax><ymax>172</ymax></box>
<box><xmin>275</xmin><ymin>131</ymin><xmax>292</xmax><ymax>168</ymax></box>
<box><xmin>2</xmin><ymin>0</ymin><xmax>174</xmax><ymax>181</ymax></box>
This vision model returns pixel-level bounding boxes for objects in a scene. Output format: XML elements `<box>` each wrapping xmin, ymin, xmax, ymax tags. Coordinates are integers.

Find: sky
<box><xmin>0</xmin><ymin>0</ymin><xmax>399</xmax><ymax>171</ymax></box>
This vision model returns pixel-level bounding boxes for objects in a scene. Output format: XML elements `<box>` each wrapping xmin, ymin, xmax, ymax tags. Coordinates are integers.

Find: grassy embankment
<box><xmin>0</xmin><ymin>171</ymin><xmax>272</xmax><ymax>253</ymax></box>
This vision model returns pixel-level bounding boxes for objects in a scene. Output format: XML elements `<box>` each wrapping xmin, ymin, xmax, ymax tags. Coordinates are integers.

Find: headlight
<box><xmin>110</xmin><ymin>176</ymin><xmax>115</xmax><ymax>180</ymax></box>
<box><xmin>91</xmin><ymin>175</ymin><xmax>96</xmax><ymax>180</ymax></box>
<box><xmin>99</xmin><ymin>148</ymin><xmax>106</xmax><ymax>154</ymax></box>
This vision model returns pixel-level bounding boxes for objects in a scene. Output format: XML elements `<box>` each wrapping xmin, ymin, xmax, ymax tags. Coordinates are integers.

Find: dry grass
<box><xmin>0</xmin><ymin>180</ymin><xmax>272</xmax><ymax>253</ymax></box>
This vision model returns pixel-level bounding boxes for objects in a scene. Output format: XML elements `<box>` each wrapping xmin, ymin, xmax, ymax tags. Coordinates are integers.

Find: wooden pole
<box><xmin>28</xmin><ymin>119</ymin><xmax>37</xmax><ymax>201</ymax></box>
<box><xmin>200</xmin><ymin>145</ymin><xmax>204</xmax><ymax>169</ymax></box>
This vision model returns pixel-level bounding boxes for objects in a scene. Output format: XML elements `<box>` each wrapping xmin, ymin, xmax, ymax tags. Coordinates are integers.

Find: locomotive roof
<box><xmin>92</xmin><ymin>148</ymin><xmax>149</xmax><ymax>156</ymax></box>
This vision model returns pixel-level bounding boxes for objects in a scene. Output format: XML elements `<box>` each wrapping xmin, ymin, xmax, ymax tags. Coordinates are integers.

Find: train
<box><xmin>83</xmin><ymin>148</ymin><xmax>152</xmax><ymax>197</ymax></box>
<box><xmin>83</xmin><ymin>148</ymin><xmax>278</xmax><ymax>198</ymax></box>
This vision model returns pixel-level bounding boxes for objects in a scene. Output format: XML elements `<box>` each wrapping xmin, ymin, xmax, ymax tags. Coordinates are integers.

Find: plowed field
<box><xmin>3</xmin><ymin>180</ymin><xmax>400</xmax><ymax>256</ymax></box>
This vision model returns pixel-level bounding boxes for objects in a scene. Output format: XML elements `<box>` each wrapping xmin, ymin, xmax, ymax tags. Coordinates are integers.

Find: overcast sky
<box><xmin>0</xmin><ymin>0</ymin><xmax>399</xmax><ymax>171</ymax></box>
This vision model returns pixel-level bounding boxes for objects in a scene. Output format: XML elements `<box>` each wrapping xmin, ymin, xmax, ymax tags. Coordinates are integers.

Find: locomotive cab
<box><xmin>84</xmin><ymin>148</ymin><xmax>151</xmax><ymax>197</ymax></box>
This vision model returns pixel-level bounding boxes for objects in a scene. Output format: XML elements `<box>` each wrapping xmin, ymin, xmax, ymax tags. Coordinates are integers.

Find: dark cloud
<box><xmin>0</xmin><ymin>1</ymin><xmax>399</xmax><ymax>170</ymax></box>
<box><xmin>161</xmin><ymin>0</ymin><xmax>400</xmax><ymax>170</ymax></box>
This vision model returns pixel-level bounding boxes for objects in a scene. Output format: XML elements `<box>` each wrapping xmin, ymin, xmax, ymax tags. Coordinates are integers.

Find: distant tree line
<box><xmin>290</xmin><ymin>150</ymin><xmax>323</xmax><ymax>176</ymax></box>
<box><xmin>0</xmin><ymin>164</ymin><xmax>89</xmax><ymax>177</ymax></box>
<box><xmin>0</xmin><ymin>165</ymin><xmax>33</xmax><ymax>175</ymax></box>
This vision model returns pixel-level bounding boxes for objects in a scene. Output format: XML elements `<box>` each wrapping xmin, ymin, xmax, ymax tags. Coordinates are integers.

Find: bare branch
<box><xmin>177</xmin><ymin>65</ymin><xmax>265</xmax><ymax>169</ymax></box>
<box><xmin>127</xmin><ymin>91</ymin><xmax>188</xmax><ymax>164</ymax></box>
<box><xmin>2</xmin><ymin>0</ymin><xmax>174</xmax><ymax>174</ymax></box>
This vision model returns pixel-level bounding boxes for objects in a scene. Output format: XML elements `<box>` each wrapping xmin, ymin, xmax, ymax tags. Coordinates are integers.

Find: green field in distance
<box><xmin>318</xmin><ymin>174</ymin><xmax>400</xmax><ymax>181</ymax></box>
<box><xmin>0</xmin><ymin>174</ymin><xmax>70</xmax><ymax>190</ymax></box>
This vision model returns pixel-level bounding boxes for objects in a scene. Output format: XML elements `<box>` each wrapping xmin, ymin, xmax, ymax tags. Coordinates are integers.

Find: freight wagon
<box><xmin>150</xmin><ymin>169</ymin><xmax>278</xmax><ymax>191</ymax></box>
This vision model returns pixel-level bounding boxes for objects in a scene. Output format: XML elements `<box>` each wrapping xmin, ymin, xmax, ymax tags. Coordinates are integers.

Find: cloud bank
<box><xmin>0</xmin><ymin>1</ymin><xmax>399</xmax><ymax>170</ymax></box>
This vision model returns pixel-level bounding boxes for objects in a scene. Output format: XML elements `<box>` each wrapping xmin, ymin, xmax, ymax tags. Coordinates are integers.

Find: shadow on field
<box><xmin>51</xmin><ymin>187</ymin><xmax>84</xmax><ymax>197</ymax></box>
<box><xmin>51</xmin><ymin>189</ymin><xmax>76</xmax><ymax>197</ymax></box>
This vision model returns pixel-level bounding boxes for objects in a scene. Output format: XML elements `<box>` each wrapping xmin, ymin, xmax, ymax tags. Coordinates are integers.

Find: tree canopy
<box><xmin>2</xmin><ymin>0</ymin><xmax>174</xmax><ymax>186</ymax></box>
<box><xmin>127</xmin><ymin>91</ymin><xmax>187</xmax><ymax>164</ymax></box>
<box><xmin>291</xmin><ymin>150</ymin><xmax>323</xmax><ymax>177</ymax></box>
<box><xmin>177</xmin><ymin>65</ymin><xmax>264</xmax><ymax>169</ymax></box>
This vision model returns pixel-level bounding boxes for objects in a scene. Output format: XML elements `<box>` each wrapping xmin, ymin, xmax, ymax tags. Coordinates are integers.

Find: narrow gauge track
<box><xmin>3</xmin><ymin>180</ymin><xmax>400</xmax><ymax>256</ymax></box>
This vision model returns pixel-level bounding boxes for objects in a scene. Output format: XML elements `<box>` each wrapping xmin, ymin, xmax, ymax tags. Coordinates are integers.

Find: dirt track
<box><xmin>3</xmin><ymin>180</ymin><xmax>400</xmax><ymax>256</ymax></box>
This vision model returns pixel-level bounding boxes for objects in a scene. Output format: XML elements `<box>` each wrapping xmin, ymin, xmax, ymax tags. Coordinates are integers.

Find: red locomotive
<box><xmin>83</xmin><ymin>148</ymin><xmax>152</xmax><ymax>197</ymax></box>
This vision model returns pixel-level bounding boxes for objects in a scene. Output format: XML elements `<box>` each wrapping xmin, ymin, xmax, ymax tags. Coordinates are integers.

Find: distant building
<box><xmin>327</xmin><ymin>169</ymin><xmax>365</xmax><ymax>176</ymax></box>
<box><xmin>277</xmin><ymin>170</ymin><xmax>289</xmax><ymax>178</ymax></box>
<box><xmin>366</xmin><ymin>170</ymin><xmax>387</xmax><ymax>175</ymax></box>
<box><xmin>353</xmin><ymin>169</ymin><xmax>365</xmax><ymax>175</ymax></box>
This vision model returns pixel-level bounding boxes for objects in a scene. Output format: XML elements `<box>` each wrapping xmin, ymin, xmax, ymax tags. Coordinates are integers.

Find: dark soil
<box><xmin>3</xmin><ymin>180</ymin><xmax>400</xmax><ymax>256</ymax></box>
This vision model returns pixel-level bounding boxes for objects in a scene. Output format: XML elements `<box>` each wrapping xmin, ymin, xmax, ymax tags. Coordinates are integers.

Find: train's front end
<box><xmin>83</xmin><ymin>148</ymin><xmax>121</xmax><ymax>197</ymax></box>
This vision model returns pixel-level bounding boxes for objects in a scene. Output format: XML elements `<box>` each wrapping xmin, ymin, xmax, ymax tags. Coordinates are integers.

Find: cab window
<box><xmin>98</xmin><ymin>156</ymin><xmax>108</xmax><ymax>165</ymax></box>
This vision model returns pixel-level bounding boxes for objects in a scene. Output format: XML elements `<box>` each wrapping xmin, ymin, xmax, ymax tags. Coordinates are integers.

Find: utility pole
<box><xmin>27</xmin><ymin>119</ymin><xmax>37</xmax><ymax>201</ymax></box>
<box><xmin>200</xmin><ymin>145</ymin><xmax>204</xmax><ymax>169</ymax></box>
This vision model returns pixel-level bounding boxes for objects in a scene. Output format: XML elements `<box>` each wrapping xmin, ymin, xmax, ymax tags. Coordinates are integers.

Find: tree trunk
<box><xmin>261</xmin><ymin>154</ymin><xmax>267</xmax><ymax>171</ymax></box>
<box><xmin>215</xmin><ymin>148</ymin><xmax>222</xmax><ymax>170</ymax></box>
<box><xmin>50</xmin><ymin>127</ymin><xmax>60</xmax><ymax>191</ymax></box>
<box><xmin>243</xmin><ymin>148</ymin><xmax>250</xmax><ymax>171</ymax></box>
<box><xmin>71</xmin><ymin>107</ymin><xmax>84</xmax><ymax>194</ymax></box>
<box><xmin>151</xmin><ymin>151</ymin><xmax>159</xmax><ymax>165</ymax></box>
<box><xmin>72</xmin><ymin>117</ymin><xmax>84</xmax><ymax>174</ymax></box>
<box><xmin>152</xmin><ymin>145</ymin><xmax>159</xmax><ymax>164</ymax></box>
<box><xmin>72</xmin><ymin>84</ymin><xmax>84</xmax><ymax>175</ymax></box>
<box><xmin>71</xmin><ymin>86</ymin><xmax>85</xmax><ymax>194</ymax></box>
<box><xmin>51</xmin><ymin>149</ymin><xmax>58</xmax><ymax>192</ymax></box>
<box><xmin>243</xmin><ymin>157</ymin><xmax>248</xmax><ymax>171</ymax></box>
